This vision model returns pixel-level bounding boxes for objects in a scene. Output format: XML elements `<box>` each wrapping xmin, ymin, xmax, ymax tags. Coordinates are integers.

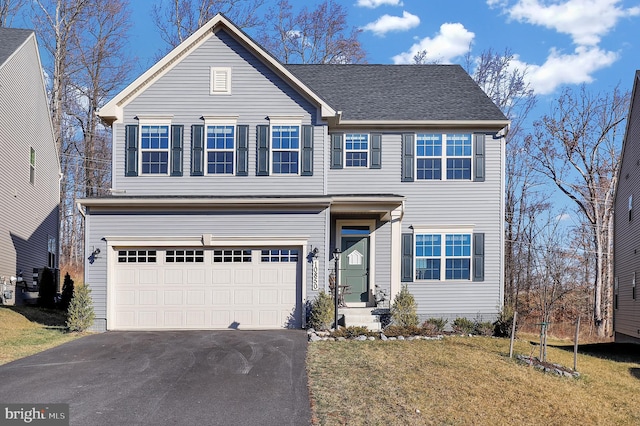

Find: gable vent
<box><xmin>211</xmin><ymin>67</ymin><xmax>231</xmax><ymax>94</ymax></box>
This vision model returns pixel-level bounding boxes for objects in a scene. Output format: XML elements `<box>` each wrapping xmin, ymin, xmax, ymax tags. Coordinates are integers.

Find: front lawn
<box><xmin>307</xmin><ymin>335</ymin><xmax>640</xmax><ymax>425</ymax></box>
<box><xmin>0</xmin><ymin>306</ymin><xmax>83</xmax><ymax>365</ymax></box>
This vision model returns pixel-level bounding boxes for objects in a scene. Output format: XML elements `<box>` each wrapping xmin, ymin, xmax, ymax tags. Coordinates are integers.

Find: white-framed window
<box><xmin>271</xmin><ymin>124</ymin><xmax>300</xmax><ymax>174</ymax></box>
<box><xmin>416</xmin><ymin>133</ymin><xmax>472</xmax><ymax>180</ymax></box>
<box><xmin>213</xmin><ymin>249</ymin><xmax>251</xmax><ymax>263</ymax></box>
<box><xmin>166</xmin><ymin>250</ymin><xmax>204</xmax><ymax>263</ymax></box>
<box><xmin>118</xmin><ymin>250</ymin><xmax>157</xmax><ymax>263</ymax></box>
<box><xmin>29</xmin><ymin>147</ymin><xmax>36</xmax><ymax>184</ymax></box>
<box><xmin>261</xmin><ymin>249</ymin><xmax>299</xmax><ymax>263</ymax></box>
<box><xmin>415</xmin><ymin>229</ymin><xmax>473</xmax><ymax>281</ymax></box>
<box><xmin>210</xmin><ymin>67</ymin><xmax>231</xmax><ymax>94</ymax></box>
<box><xmin>48</xmin><ymin>235</ymin><xmax>57</xmax><ymax>269</ymax></box>
<box><xmin>345</xmin><ymin>134</ymin><xmax>369</xmax><ymax>167</ymax></box>
<box><xmin>416</xmin><ymin>134</ymin><xmax>442</xmax><ymax>180</ymax></box>
<box><xmin>139</xmin><ymin>121</ymin><xmax>170</xmax><ymax>175</ymax></box>
<box><xmin>206</xmin><ymin>124</ymin><xmax>235</xmax><ymax>174</ymax></box>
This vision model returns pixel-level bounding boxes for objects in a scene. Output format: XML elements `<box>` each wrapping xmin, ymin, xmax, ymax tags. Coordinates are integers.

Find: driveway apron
<box><xmin>0</xmin><ymin>330</ymin><xmax>312</xmax><ymax>425</ymax></box>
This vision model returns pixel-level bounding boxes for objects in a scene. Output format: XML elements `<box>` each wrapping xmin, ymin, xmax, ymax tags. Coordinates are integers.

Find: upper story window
<box><xmin>415</xmin><ymin>231</ymin><xmax>472</xmax><ymax>281</ymax></box>
<box><xmin>629</xmin><ymin>194</ymin><xmax>633</xmax><ymax>221</ymax></box>
<box><xmin>345</xmin><ymin>134</ymin><xmax>369</xmax><ymax>167</ymax></box>
<box><xmin>206</xmin><ymin>125</ymin><xmax>235</xmax><ymax>174</ymax></box>
<box><xmin>210</xmin><ymin>67</ymin><xmax>231</xmax><ymax>94</ymax></box>
<box><xmin>416</xmin><ymin>134</ymin><xmax>442</xmax><ymax>180</ymax></box>
<box><xmin>271</xmin><ymin>125</ymin><xmax>300</xmax><ymax>174</ymax></box>
<box><xmin>416</xmin><ymin>133</ymin><xmax>472</xmax><ymax>180</ymax></box>
<box><xmin>140</xmin><ymin>124</ymin><xmax>170</xmax><ymax>174</ymax></box>
<box><xmin>446</xmin><ymin>134</ymin><xmax>472</xmax><ymax>179</ymax></box>
<box><xmin>29</xmin><ymin>147</ymin><xmax>36</xmax><ymax>184</ymax></box>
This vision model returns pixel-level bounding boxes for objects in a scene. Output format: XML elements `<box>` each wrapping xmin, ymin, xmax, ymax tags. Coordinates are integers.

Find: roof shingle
<box><xmin>0</xmin><ymin>27</ymin><xmax>33</xmax><ymax>68</ymax></box>
<box><xmin>285</xmin><ymin>64</ymin><xmax>507</xmax><ymax>122</ymax></box>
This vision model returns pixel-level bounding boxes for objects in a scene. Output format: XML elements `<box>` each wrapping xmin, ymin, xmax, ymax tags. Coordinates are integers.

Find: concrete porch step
<box><xmin>339</xmin><ymin>307</ymin><xmax>383</xmax><ymax>332</ymax></box>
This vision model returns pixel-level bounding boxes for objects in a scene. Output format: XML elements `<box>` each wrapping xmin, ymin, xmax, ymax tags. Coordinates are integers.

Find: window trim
<box><xmin>344</xmin><ymin>133</ymin><xmax>370</xmax><ymax>168</ymax></box>
<box><xmin>29</xmin><ymin>147</ymin><xmax>36</xmax><ymax>184</ymax></box>
<box><xmin>210</xmin><ymin>67</ymin><xmax>231</xmax><ymax>94</ymax></box>
<box><xmin>138</xmin><ymin>118</ymin><xmax>172</xmax><ymax>176</ymax></box>
<box><xmin>415</xmin><ymin>133</ymin><xmax>473</xmax><ymax>181</ymax></box>
<box><xmin>204</xmin><ymin>117</ymin><xmax>237</xmax><ymax>175</ymax></box>
<box><xmin>269</xmin><ymin>119</ymin><xmax>302</xmax><ymax>175</ymax></box>
<box><xmin>413</xmin><ymin>226</ymin><xmax>474</xmax><ymax>281</ymax></box>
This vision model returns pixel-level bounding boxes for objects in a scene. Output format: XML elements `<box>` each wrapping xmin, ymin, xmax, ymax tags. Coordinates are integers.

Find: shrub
<box><xmin>308</xmin><ymin>291</ymin><xmax>335</xmax><ymax>331</ymax></box>
<box><xmin>493</xmin><ymin>305</ymin><xmax>516</xmax><ymax>337</ymax></box>
<box><xmin>390</xmin><ymin>285</ymin><xmax>419</xmax><ymax>327</ymax></box>
<box><xmin>452</xmin><ymin>317</ymin><xmax>475</xmax><ymax>335</ymax></box>
<box><xmin>37</xmin><ymin>267</ymin><xmax>57</xmax><ymax>309</ymax></box>
<box><xmin>383</xmin><ymin>324</ymin><xmax>423</xmax><ymax>337</ymax></box>
<box><xmin>422</xmin><ymin>318</ymin><xmax>448</xmax><ymax>335</ymax></box>
<box><xmin>66</xmin><ymin>284</ymin><xmax>95</xmax><ymax>332</ymax></box>
<box><xmin>474</xmin><ymin>321</ymin><xmax>495</xmax><ymax>336</ymax></box>
<box><xmin>331</xmin><ymin>326</ymin><xmax>372</xmax><ymax>338</ymax></box>
<box><xmin>59</xmin><ymin>273</ymin><xmax>74</xmax><ymax>312</ymax></box>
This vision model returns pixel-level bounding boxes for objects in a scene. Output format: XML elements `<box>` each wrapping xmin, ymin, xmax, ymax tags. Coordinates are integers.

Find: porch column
<box><xmin>389</xmin><ymin>206</ymin><xmax>403</xmax><ymax>303</ymax></box>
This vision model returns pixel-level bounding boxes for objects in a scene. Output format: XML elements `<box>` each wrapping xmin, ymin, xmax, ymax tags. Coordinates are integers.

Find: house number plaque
<box><xmin>312</xmin><ymin>259</ymin><xmax>319</xmax><ymax>291</ymax></box>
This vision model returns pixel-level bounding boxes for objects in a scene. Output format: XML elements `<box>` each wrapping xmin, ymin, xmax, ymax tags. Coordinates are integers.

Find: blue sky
<box><xmin>129</xmin><ymin>0</ymin><xmax>640</xmax><ymax>98</ymax></box>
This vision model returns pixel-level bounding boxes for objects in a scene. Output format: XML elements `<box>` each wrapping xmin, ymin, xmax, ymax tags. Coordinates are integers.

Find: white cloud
<box><xmin>512</xmin><ymin>46</ymin><xmax>618</xmax><ymax>94</ymax></box>
<box><xmin>506</xmin><ymin>0</ymin><xmax>640</xmax><ymax>45</ymax></box>
<box><xmin>392</xmin><ymin>23</ymin><xmax>475</xmax><ymax>64</ymax></box>
<box><xmin>357</xmin><ymin>0</ymin><xmax>403</xmax><ymax>8</ymax></box>
<box><xmin>362</xmin><ymin>11</ymin><xmax>420</xmax><ymax>36</ymax></box>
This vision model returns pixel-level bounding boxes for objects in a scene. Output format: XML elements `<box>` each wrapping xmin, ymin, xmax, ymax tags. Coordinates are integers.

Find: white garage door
<box><xmin>111</xmin><ymin>247</ymin><xmax>301</xmax><ymax>330</ymax></box>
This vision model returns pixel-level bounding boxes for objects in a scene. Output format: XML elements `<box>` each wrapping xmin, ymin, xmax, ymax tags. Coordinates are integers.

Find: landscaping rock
<box><xmin>397</xmin><ymin>336</ymin><xmax>405</xmax><ymax>340</ymax></box>
<box><xmin>337</xmin><ymin>337</ymin><xmax>346</xmax><ymax>342</ymax></box>
<box><xmin>309</xmin><ymin>333</ymin><xmax>322</xmax><ymax>342</ymax></box>
<box><xmin>380</xmin><ymin>333</ymin><xmax>388</xmax><ymax>341</ymax></box>
<box><xmin>356</xmin><ymin>335</ymin><xmax>367</xmax><ymax>341</ymax></box>
<box><xmin>368</xmin><ymin>336</ymin><xmax>375</xmax><ymax>341</ymax></box>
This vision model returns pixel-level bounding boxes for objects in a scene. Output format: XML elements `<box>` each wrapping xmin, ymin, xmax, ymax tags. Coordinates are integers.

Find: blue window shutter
<box><xmin>236</xmin><ymin>125</ymin><xmax>249</xmax><ymax>176</ymax></box>
<box><xmin>301</xmin><ymin>125</ymin><xmax>313</xmax><ymax>176</ymax></box>
<box><xmin>256</xmin><ymin>125</ymin><xmax>269</xmax><ymax>176</ymax></box>
<box><xmin>474</xmin><ymin>133</ymin><xmax>485</xmax><ymax>182</ymax></box>
<box><xmin>125</xmin><ymin>124</ymin><xmax>138</xmax><ymax>177</ymax></box>
<box><xmin>401</xmin><ymin>233</ymin><xmax>413</xmax><ymax>282</ymax></box>
<box><xmin>370</xmin><ymin>133</ymin><xmax>382</xmax><ymax>169</ymax></box>
<box><xmin>402</xmin><ymin>133</ymin><xmax>414</xmax><ymax>182</ymax></box>
<box><xmin>170</xmin><ymin>125</ymin><xmax>183</xmax><ymax>176</ymax></box>
<box><xmin>473</xmin><ymin>233</ymin><xmax>485</xmax><ymax>281</ymax></box>
<box><xmin>331</xmin><ymin>133</ymin><xmax>343</xmax><ymax>169</ymax></box>
<box><xmin>190</xmin><ymin>125</ymin><xmax>204</xmax><ymax>176</ymax></box>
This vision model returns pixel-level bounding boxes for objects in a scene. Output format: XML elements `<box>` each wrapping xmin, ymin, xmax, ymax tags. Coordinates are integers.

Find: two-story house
<box><xmin>82</xmin><ymin>14</ymin><xmax>508</xmax><ymax>331</ymax></box>
<box><xmin>614</xmin><ymin>70</ymin><xmax>640</xmax><ymax>343</ymax></box>
<box><xmin>0</xmin><ymin>28</ymin><xmax>60</xmax><ymax>304</ymax></box>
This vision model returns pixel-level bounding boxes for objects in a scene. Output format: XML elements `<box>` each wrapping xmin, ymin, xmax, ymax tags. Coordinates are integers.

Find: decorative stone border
<box><xmin>307</xmin><ymin>328</ymin><xmax>445</xmax><ymax>342</ymax></box>
<box><xmin>515</xmin><ymin>354</ymin><xmax>581</xmax><ymax>378</ymax></box>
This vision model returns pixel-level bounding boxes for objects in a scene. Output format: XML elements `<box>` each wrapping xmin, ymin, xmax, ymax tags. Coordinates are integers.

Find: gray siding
<box><xmin>614</xmin><ymin>73</ymin><xmax>640</xmax><ymax>340</ymax></box>
<box><xmin>85</xmin><ymin>207</ymin><xmax>329</xmax><ymax>330</ymax></box>
<box><xmin>0</xmin><ymin>34</ymin><xmax>59</xmax><ymax>284</ymax></box>
<box><xmin>329</xmin><ymin>131</ymin><xmax>503</xmax><ymax>319</ymax></box>
<box><xmin>114</xmin><ymin>30</ymin><xmax>326</xmax><ymax>196</ymax></box>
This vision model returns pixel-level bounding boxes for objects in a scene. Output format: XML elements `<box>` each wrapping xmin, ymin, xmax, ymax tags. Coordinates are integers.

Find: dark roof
<box><xmin>0</xmin><ymin>27</ymin><xmax>33</xmax><ymax>68</ymax></box>
<box><xmin>285</xmin><ymin>64</ymin><xmax>507</xmax><ymax>122</ymax></box>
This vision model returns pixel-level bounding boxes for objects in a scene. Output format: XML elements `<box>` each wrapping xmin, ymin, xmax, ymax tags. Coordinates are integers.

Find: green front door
<box><xmin>341</xmin><ymin>235</ymin><xmax>369</xmax><ymax>303</ymax></box>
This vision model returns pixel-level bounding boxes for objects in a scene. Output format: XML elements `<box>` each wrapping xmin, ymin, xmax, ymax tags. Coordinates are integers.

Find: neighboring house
<box><xmin>83</xmin><ymin>14</ymin><xmax>508</xmax><ymax>331</ymax></box>
<box><xmin>614</xmin><ymin>70</ymin><xmax>640</xmax><ymax>343</ymax></box>
<box><xmin>0</xmin><ymin>28</ymin><xmax>60</xmax><ymax>304</ymax></box>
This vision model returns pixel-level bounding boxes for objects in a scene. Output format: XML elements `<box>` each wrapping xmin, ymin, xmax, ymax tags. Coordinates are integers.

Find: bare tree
<box><xmin>0</xmin><ymin>0</ymin><xmax>25</xmax><ymax>26</ymax></box>
<box><xmin>530</xmin><ymin>84</ymin><xmax>629</xmax><ymax>337</ymax></box>
<box><xmin>258</xmin><ymin>0</ymin><xmax>366</xmax><ymax>64</ymax></box>
<box><xmin>466</xmin><ymin>49</ymin><xmax>538</xmax><ymax>311</ymax></box>
<box><xmin>412</xmin><ymin>50</ymin><xmax>440</xmax><ymax>65</ymax></box>
<box><xmin>152</xmin><ymin>0</ymin><xmax>265</xmax><ymax>52</ymax></box>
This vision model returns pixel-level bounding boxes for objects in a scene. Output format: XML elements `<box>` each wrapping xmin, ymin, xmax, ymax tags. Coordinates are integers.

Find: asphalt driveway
<box><xmin>0</xmin><ymin>330</ymin><xmax>311</xmax><ymax>425</ymax></box>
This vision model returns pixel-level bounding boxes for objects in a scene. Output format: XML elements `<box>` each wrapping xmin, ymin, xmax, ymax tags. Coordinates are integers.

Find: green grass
<box><xmin>307</xmin><ymin>335</ymin><xmax>640</xmax><ymax>425</ymax></box>
<box><xmin>0</xmin><ymin>306</ymin><xmax>83</xmax><ymax>365</ymax></box>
